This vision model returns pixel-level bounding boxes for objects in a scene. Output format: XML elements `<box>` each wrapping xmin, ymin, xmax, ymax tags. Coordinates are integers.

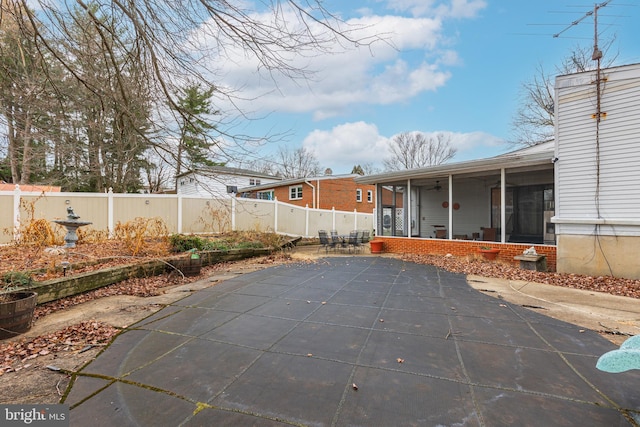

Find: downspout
<box><xmin>305</xmin><ymin>179</ymin><xmax>316</xmax><ymax>209</ymax></box>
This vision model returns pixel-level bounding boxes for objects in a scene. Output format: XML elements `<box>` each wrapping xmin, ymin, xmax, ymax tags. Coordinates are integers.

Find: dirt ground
<box><xmin>1</xmin><ymin>247</ymin><xmax>638</xmax><ymax>405</ymax></box>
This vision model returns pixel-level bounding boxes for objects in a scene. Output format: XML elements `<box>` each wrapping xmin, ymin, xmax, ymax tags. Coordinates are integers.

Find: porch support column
<box><xmin>500</xmin><ymin>168</ymin><xmax>506</xmax><ymax>243</ymax></box>
<box><xmin>448</xmin><ymin>175</ymin><xmax>453</xmax><ymax>240</ymax></box>
<box><xmin>407</xmin><ymin>179</ymin><xmax>412</xmax><ymax>239</ymax></box>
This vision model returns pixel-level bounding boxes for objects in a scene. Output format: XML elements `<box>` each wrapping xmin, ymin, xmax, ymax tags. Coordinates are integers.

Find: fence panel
<box><xmin>276</xmin><ymin>202</ymin><xmax>306</xmax><ymax>236</ymax></box>
<box><xmin>308</xmin><ymin>209</ymin><xmax>335</xmax><ymax>236</ymax></box>
<box><xmin>355</xmin><ymin>212</ymin><xmax>374</xmax><ymax>234</ymax></box>
<box><xmin>235</xmin><ymin>199</ymin><xmax>274</xmax><ymax>233</ymax></box>
<box><xmin>1</xmin><ymin>189</ymin><xmax>373</xmax><ymax>243</ymax></box>
<box><xmin>112</xmin><ymin>194</ymin><xmax>178</xmax><ymax>233</ymax></box>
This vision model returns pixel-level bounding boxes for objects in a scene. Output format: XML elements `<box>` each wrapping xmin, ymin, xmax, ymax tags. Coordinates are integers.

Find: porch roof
<box><xmin>355</xmin><ymin>141</ymin><xmax>555</xmax><ymax>185</ymax></box>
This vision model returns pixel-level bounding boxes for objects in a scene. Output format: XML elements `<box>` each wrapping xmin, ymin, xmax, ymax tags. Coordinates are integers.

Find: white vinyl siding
<box><xmin>178</xmin><ymin>171</ymin><xmax>280</xmax><ymax>198</ymax></box>
<box><xmin>555</xmin><ymin>64</ymin><xmax>640</xmax><ymax>235</ymax></box>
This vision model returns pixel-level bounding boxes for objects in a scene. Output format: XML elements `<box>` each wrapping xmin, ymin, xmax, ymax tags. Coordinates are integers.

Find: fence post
<box><xmin>13</xmin><ymin>185</ymin><xmax>21</xmax><ymax>242</ymax></box>
<box><xmin>305</xmin><ymin>204</ymin><xmax>310</xmax><ymax>237</ymax></box>
<box><xmin>107</xmin><ymin>188</ymin><xmax>114</xmax><ymax>238</ymax></box>
<box><xmin>354</xmin><ymin>209</ymin><xmax>358</xmax><ymax>230</ymax></box>
<box><xmin>177</xmin><ymin>192</ymin><xmax>183</xmax><ymax>234</ymax></box>
<box><xmin>274</xmin><ymin>197</ymin><xmax>279</xmax><ymax>233</ymax></box>
<box><xmin>231</xmin><ymin>197</ymin><xmax>236</xmax><ymax>231</ymax></box>
<box><xmin>332</xmin><ymin>207</ymin><xmax>336</xmax><ymax>231</ymax></box>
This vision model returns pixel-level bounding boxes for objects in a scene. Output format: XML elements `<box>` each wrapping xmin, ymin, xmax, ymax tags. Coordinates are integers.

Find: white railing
<box><xmin>0</xmin><ymin>186</ymin><xmax>373</xmax><ymax>244</ymax></box>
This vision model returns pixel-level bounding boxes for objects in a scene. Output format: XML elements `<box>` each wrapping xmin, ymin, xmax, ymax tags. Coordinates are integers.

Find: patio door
<box><xmin>410</xmin><ymin>187</ymin><xmax>420</xmax><ymax>236</ymax></box>
<box><xmin>492</xmin><ymin>184</ymin><xmax>552</xmax><ymax>244</ymax></box>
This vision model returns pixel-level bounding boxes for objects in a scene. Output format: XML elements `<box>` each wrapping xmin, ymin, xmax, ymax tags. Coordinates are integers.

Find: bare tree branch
<box><xmin>383</xmin><ymin>132</ymin><xmax>457</xmax><ymax>171</ymax></box>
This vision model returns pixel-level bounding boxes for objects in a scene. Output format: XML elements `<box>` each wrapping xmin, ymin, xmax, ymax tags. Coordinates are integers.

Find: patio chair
<box><xmin>435</xmin><ymin>229</ymin><xmax>447</xmax><ymax>239</ymax></box>
<box><xmin>360</xmin><ymin>230</ymin><xmax>370</xmax><ymax>244</ymax></box>
<box><xmin>330</xmin><ymin>230</ymin><xmax>346</xmax><ymax>252</ymax></box>
<box><xmin>481</xmin><ymin>227</ymin><xmax>496</xmax><ymax>242</ymax></box>
<box><xmin>348</xmin><ymin>231</ymin><xmax>361</xmax><ymax>253</ymax></box>
<box><xmin>318</xmin><ymin>230</ymin><xmax>337</xmax><ymax>253</ymax></box>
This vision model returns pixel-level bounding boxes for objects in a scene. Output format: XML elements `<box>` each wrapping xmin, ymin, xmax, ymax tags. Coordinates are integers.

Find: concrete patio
<box><xmin>65</xmin><ymin>257</ymin><xmax>640</xmax><ymax>426</ymax></box>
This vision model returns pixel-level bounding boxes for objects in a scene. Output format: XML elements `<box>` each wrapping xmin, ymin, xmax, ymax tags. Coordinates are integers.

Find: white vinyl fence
<box><xmin>0</xmin><ymin>186</ymin><xmax>373</xmax><ymax>244</ymax></box>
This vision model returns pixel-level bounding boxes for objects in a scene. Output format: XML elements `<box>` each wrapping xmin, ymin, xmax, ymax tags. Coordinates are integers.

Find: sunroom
<box><xmin>355</xmin><ymin>142</ymin><xmax>557</xmax><ymax>267</ymax></box>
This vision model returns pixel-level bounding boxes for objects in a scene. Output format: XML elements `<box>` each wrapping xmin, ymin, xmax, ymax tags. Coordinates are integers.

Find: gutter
<box><xmin>304</xmin><ymin>179</ymin><xmax>316</xmax><ymax>209</ymax></box>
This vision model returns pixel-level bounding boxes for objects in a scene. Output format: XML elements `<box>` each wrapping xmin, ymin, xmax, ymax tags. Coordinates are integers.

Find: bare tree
<box><xmin>1</xmin><ymin>1</ymin><xmax>375</xmax><ymax>190</ymax></box>
<box><xmin>383</xmin><ymin>132</ymin><xmax>456</xmax><ymax>171</ymax></box>
<box><xmin>511</xmin><ymin>42</ymin><xmax>617</xmax><ymax>147</ymax></box>
<box><xmin>276</xmin><ymin>146</ymin><xmax>321</xmax><ymax>178</ymax></box>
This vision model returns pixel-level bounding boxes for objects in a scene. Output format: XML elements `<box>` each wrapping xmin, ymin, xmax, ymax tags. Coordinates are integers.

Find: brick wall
<box><xmin>317</xmin><ymin>179</ymin><xmax>375</xmax><ymax>212</ymax></box>
<box><xmin>374</xmin><ymin>237</ymin><xmax>557</xmax><ymax>271</ymax></box>
<box><xmin>250</xmin><ymin>178</ymin><xmax>376</xmax><ymax>212</ymax></box>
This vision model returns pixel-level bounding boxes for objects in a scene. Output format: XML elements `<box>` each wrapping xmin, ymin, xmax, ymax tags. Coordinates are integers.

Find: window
<box><xmin>289</xmin><ymin>185</ymin><xmax>303</xmax><ymax>200</ymax></box>
<box><xmin>356</xmin><ymin>189</ymin><xmax>362</xmax><ymax>202</ymax></box>
<box><xmin>226</xmin><ymin>185</ymin><xmax>238</xmax><ymax>193</ymax></box>
<box><xmin>367</xmin><ymin>190</ymin><xmax>373</xmax><ymax>203</ymax></box>
<box><xmin>249</xmin><ymin>178</ymin><xmax>261</xmax><ymax>186</ymax></box>
<box><xmin>257</xmin><ymin>190</ymin><xmax>274</xmax><ymax>200</ymax></box>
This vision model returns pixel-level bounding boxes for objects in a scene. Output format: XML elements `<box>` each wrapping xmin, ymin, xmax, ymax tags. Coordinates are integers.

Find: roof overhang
<box><xmin>355</xmin><ymin>147</ymin><xmax>555</xmax><ymax>185</ymax></box>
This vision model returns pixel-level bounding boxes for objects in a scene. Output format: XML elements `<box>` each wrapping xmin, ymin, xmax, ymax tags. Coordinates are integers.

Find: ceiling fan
<box><xmin>426</xmin><ymin>181</ymin><xmax>442</xmax><ymax>191</ymax></box>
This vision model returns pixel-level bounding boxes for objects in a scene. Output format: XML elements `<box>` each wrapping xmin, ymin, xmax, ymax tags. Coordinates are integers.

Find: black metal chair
<box><xmin>329</xmin><ymin>230</ymin><xmax>345</xmax><ymax>252</ymax></box>
<box><xmin>360</xmin><ymin>230</ymin><xmax>370</xmax><ymax>244</ymax></box>
<box><xmin>348</xmin><ymin>231</ymin><xmax>361</xmax><ymax>253</ymax></box>
<box><xmin>318</xmin><ymin>230</ymin><xmax>337</xmax><ymax>253</ymax></box>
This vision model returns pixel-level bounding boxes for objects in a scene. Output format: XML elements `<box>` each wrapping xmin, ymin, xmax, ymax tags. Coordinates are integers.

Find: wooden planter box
<box><xmin>169</xmin><ymin>257</ymin><xmax>202</xmax><ymax>277</ymax></box>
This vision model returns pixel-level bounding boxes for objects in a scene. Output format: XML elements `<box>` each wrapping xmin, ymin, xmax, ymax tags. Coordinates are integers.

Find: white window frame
<box><xmin>289</xmin><ymin>185</ymin><xmax>303</xmax><ymax>200</ymax></box>
<box><xmin>257</xmin><ymin>190</ymin><xmax>274</xmax><ymax>200</ymax></box>
<box><xmin>356</xmin><ymin>188</ymin><xmax>363</xmax><ymax>202</ymax></box>
<box><xmin>367</xmin><ymin>190</ymin><xmax>373</xmax><ymax>203</ymax></box>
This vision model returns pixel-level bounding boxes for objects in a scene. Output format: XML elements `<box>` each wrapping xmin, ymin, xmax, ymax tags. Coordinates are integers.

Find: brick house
<box><xmin>237</xmin><ymin>174</ymin><xmax>376</xmax><ymax>213</ymax></box>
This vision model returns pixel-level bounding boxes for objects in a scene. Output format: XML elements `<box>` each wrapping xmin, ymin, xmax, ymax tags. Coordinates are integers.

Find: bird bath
<box><xmin>53</xmin><ymin>207</ymin><xmax>92</xmax><ymax>248</ymax></box>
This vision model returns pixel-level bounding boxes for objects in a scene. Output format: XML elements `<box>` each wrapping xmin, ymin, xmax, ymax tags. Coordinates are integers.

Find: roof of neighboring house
<box><xmin>0</xmin><ymin>183</ymin><xmax>62</xmax><ymax>192</ymax></box>
<box><xmin>237</xmin><ymin>173</ymin><xmax>364</xmax><ymax>192</ymax></box>
<box><xmin>175</xmin><ymin>166</ymin><xmax>282</xmax><ymax>181</ymax></box>
<box><xmin>355</xmin><ymin>141</ymin><xmax>555</xmax><ymax>184</ymax></box>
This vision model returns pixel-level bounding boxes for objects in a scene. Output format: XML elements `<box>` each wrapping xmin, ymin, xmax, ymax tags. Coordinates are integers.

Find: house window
<box><xmin>289</xmin><ymin>185</ymin><xmax>303</xmax><ymax>200</ymax></box>
<box><xmin>356</xmin><ymin>189</ymin><xmax>362</xmax><ymax>202</ymax></box>
<box><xmin>367</xmin><ymin>190</ymin><xmax>373</xmax><ymax>203</ymax></box>
<box><xmin>250</xmin><ymin>178</ymin><xmax>261</xmax><ymax>186</ymax></box>
<box><xmin>257</xmin><ymin>190</ymin><xmax>274</xmax><ymax>200</ymax></box>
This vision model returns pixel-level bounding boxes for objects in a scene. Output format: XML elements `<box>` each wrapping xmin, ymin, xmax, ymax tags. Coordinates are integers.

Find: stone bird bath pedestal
<box><xmin>53</xmin><ymin>207</ymin><xmax>92</xmax><ymax>248</ymax></box>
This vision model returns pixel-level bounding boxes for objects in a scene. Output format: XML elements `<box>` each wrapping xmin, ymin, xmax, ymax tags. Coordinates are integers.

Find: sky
<box><xmin>210</xmin><ymin>0</ymin><xmax>640</xmax><ymax>175</ymax></box>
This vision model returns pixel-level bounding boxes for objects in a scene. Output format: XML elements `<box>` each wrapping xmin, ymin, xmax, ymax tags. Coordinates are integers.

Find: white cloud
<box><xmin>302</xmin><ymin>122</ymin><xmax>391</xmax><ymax>172</ymax></box>
<box><xmin>193</xmin><ymin>8</ymin><xmax>462</xmax><ymax>120</ymax></box>
<box><xmin>302</xmin><ymin>123</ymin><xmax>507</xmax><ymax>174</ymax></box>
<box><xmin>385</xmin><ymin>0</ymin><xmax>487</xmax><ymax>19</ymax></box>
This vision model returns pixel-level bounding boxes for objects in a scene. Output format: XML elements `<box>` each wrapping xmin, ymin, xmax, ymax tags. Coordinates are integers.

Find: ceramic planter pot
<box><xmin>478</xmin><ymin>248</ymin><xmax>500</xmax><ymax>261</ymax></box>
<box><xmin>370</xmin><ymin>240</ymin><xmax>384</xmax><ymax>254</ymax></box>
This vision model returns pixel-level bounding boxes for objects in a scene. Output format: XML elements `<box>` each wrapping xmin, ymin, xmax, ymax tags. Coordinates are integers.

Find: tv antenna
<box><xmin>554</xmin><ymin>2</ymin><xmax>612</xmax><ymax>216</ymax></box>
<box><xmin>553</xmin><ymin>1</ymin><xmax>611</xmax><ymax>121</ymax></box>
